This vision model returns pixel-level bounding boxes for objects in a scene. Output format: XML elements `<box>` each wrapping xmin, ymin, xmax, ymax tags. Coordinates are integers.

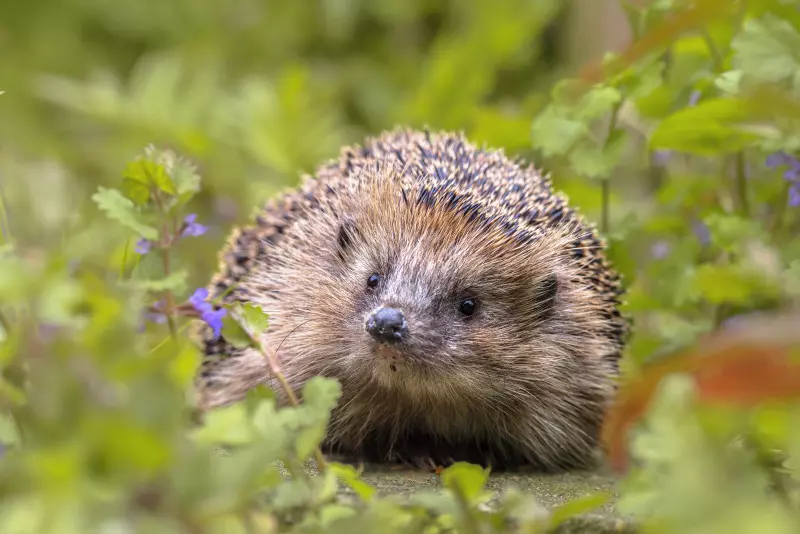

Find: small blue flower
<box><xmin>688</xmin><ymin>89</ymin><xmax>701</xmax><ymax>107</ymax></box>
<box><xmin>652</xmin><ymin>150</ymin><xmax>672</xmax><ymax>167</ymax></box>
<box><xmin>650</xmin><ymin>240</ymin><xmax>671</xmax><ymax>259</ymax></box>
<box><xmin>766</xmin><ymin>151</ymin><xmax>790</xmax><ymax>169</ymax></box>
<box><xmin>692</xmin><ymin>219</ymin><xmax>711</xmax><ymax>246</ymax></box>
<box><xmin>188</xmin><ymin>288</ymin><xmax>226</xmax><ymax>339</ymax></box>
<box><xmin>181</xmin><ymin>213</ymin><xmax>208</xmax><ymax>238</ymax></box>
<box><xmin>135</xmin><ymin>237</ymin><xmax>153</xmax><ymax>255</ymax></box>
<box><xmin>768</xmin><ymin>151</ymin><xmax>800</xmax><ymax>206</ymax></box>
<box><xmin>790</xmin><ymin>183</ymin><xmax>800</xmax><ymax>208</ymax></box>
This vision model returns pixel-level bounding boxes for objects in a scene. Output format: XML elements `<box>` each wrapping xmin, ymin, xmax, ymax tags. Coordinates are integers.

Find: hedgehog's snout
<box><xmin>365</xmin><ymin>306</ymin><xmax>409</xmax><ymax>344</ymax></box>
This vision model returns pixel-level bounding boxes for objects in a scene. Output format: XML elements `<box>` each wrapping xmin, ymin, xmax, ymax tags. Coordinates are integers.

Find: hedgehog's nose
<box><xmin>366</xmin><ymin>307</ymin><xmax>408</xmax><ymax>344</ymax></box>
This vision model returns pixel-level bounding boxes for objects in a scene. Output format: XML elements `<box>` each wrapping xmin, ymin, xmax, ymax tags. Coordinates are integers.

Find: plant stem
<box><xmin>601</xmin><ymin>180</ymin><xmax>610</xmax><ymax>235</ymax></box>
<box><xmin>451</xmin><ymin>482</ymin><xmax>481</xmax><ymax>534</ymax></box>
<box><xmin>770</xmin><ymin>181</ymin><xmax>790</xmax><ymax>237</ymax></box>
<box><xmin>151</xmin><ymin>189</ymin><xmax>178</xmax><ymax>338</ymax></box>
<box><xmin>161</xmin><ymin>246</ymin><xmax>178</xmax><ymax>338</ymax></box>
<box><xmin>0</xmin><ymin>183</ymin><xmax>11</xmax><ymax>246</ymax></box>
<box><xmin>734</xmin><ymin>151</ymin><xmax>749</xmax><ymax>217</ymax></box>
<box><xmin>700</xmin><ymin>30</ymin><xmax>724</xmax><ymax>69</ymax></box>
<box><xmin>0</xmin><ymin>309</ymin><xmax>10</xmax><ymax>340</ymax></box>
<box><xmin>244</xmin><ymin>327</ymin><xmax>327</xmax><ymax>471</ymax></box>
<box><xmin>600</xmin><ymin>100</ymin><xmax>624</xmax><ymax>235</ymax></box>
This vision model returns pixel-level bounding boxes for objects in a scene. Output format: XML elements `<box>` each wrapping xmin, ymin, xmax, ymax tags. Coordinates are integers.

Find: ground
<box><xmin>303</xmin><ymin>461</ymin><xmax>639</xmax><ymax>533</ymax></box>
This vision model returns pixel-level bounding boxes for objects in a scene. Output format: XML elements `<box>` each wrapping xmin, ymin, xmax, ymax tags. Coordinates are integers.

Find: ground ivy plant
<box><xmin>1</xmin><ymin>1</ymin><xmax>800</xmax><ymax>533</ymax></box>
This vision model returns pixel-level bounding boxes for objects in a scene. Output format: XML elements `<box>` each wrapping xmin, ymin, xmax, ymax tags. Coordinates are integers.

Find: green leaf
<box><xmin>124</xmin><ymin>158</ymin><xmax>176</xmax><ymax>196</ymax></box>
<box><xmin>318</xmin><ymin>504</ymin><xmax>358</xmax><ymax>528</ymax></box>
<box><xmin>92</xmin><ymin>187</ymin><xmax>159</xmax><ymax>240</ymax></box>
<box><xmin>703</xmin><ymin>213</ymin><xmax>764</xmax><ymax>253</ymax></box>
<box><xmin>192</xmin><ymin>403</ymin><xmax>254</xmax><ymax>446</ymax></box>
<box><xmin>574</xmin><ymin>86</ymin><xmax>622</xmax><ymax>121</ymax></box>
<box><xmin>250</xmin><ymin>400</ymin><xmax>287</xmax><ymax>450</ymax></box>
<box><xmin>170</xmin><ymin>158</ymin><xmax>202</xmax><ymax>197</ymax></box>
<box><xmin>221</xmin><ymin>313</ymin><xmax>254</xmax><ymax>349</ymax></box>
<box><xmin>689</xmin><ymin>264</ymin><xmax>777</xmax><ymax>305</ymax></box>
<box><xmin>295</xmin><ymin>424</ymin><xmax>326</xmax><ymax>461</ymax></box>
<box><xmin>301</xmin><ymin>376</ymin><xmax>342</xmax><ymax>412</ymax></box>
<box><xmin>439</xmin><ymin>462</ymin><xmax>489</xmax><ymax>502</ymax></box>
<box><xmin>328</xmin><ymin>462</ymin><xmax>377</xmax><ymax>502</ymax></box>
<box><xmin>785</xmin><ymin>261</ymin><xmax>800</xmax><ymax>298</ymax></box>
<box><xmin>731</xmin><ymin>15</ymin><xmax>800</xmax><ymax>88</ymax></box>
<box><xmin>0</xmin><ymin>414</ymin><xmax>19</xmax><ymax>448</ymax></box>
<box><xmin>649</xmin><ymin>98</ymin><xmax>761</xmax><ymax>155</ymax></box>
<box><xmin>239</xmin><ymin>303</ymin><xmax>269</xmax><ymax>336</ymax></box>
<box><xmin>568</xmin><ymin>129</ymin><xmax>627</xmax><ymax>179</ymax></box>
<box><xmin>547</xmin><ymin>491</ymin><xmax>612</xmax><ymax>529</ymax></box>
<box><xmin>715</xmin><ymin>70</ymin><xmax>743</xmax><ymax>95</ymax></box>
<box><xmin>272</xmin><ymin>478</ymin><xmax>314</xmax><ymax>511</ymax></box>
<box><xmin>531</xmin><ymin>108</ymin><xmax>587</xmax><ymax>157</ymax></box>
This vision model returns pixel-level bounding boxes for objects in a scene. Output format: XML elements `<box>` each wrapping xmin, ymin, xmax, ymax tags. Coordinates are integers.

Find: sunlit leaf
<box><xmin>92</xmin><ymin>187</ymin><xmax>159</xmax><ymax>240</ymax></box>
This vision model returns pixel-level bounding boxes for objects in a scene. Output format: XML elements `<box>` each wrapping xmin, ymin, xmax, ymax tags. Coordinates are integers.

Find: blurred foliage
<box><xmin>2</xmin><ymin>0</ymin><xmax>800</xmax><ymax>532</ymax></box>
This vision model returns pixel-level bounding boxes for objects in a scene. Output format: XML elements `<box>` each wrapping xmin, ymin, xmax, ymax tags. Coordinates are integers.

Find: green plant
<box><xmin>2</xmin><ymin>0</ymin><xmax>800</xmax><ymax>532</ymax></box>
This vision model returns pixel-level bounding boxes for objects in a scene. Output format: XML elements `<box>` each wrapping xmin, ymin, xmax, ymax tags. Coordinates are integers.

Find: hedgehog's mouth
<box><xmin>373</xmin><ymin>343</ymin><xmax>405</xmax><ymax>361</ymax></box>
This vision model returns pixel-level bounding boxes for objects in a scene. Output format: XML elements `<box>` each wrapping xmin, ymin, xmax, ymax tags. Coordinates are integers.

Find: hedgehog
<box><xmin>194</xmin><ymin>127</ymin><xmax>628</xmax><ymax>472</ymax></box>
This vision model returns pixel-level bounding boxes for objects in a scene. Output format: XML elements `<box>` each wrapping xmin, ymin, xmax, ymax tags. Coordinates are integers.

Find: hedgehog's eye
<box><xmin>458</xmin><ymin>297</ymin><xmax>478</xmax><ymax>317</ymax></box>
<box><xmin>367</xmin><ymin>273</ymin><xmax>381</xmax><ymax>289</ymax></box>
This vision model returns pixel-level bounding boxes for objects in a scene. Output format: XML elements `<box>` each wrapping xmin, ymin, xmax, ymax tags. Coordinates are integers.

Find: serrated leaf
<box><xmin>192</xmin><ymin>403</ymin><xmax>254</xmax><ymax>446</ymax></box>
<box><xmin>328</xmin><ymin>462</ymin><xmax>377</xmax><ymax>502</ymax></box>
<box><xmin>715</xmin><ymin>70</ymin><xmax>743</xmax><ymax>95</ymax></box>
<box><xmin>547</xmin><ymin>491</ymin><xmax>611</xmax><ymax>528</ymax></box>
<box><xmin>690</xmin><ymin>263</ymin><xmax>778</xmax><ymax>305</ymax></box>
<box><xmin>439</xmin><ymin>462</ymin><xmax>489</xmax><ymax>502</ymax></box>
<box><xmin>295</xmin><ymin>424</ymin><xmax>326</xmax><ymax>461</ymax></box>
<box><xmin>318</xmin><ymin>503</ymin><xmax>358</xmax><ymax>528</ymax></box>
<box><xmin>221</xmin><ymin>314</ymin><xmax>254</xmax><ymax>349</ymax></box>
<box><xmin>301</xmin><ymin>376</ymin><xmax>342</xmax><ymax>412</ymax></box>
<box><xmin>251</xmin><ymin>401</ymin><xmax>288</xmax><ymax>451</ymax></box>
<box><xmin>170</xmin><ymin>159</ymin><xmax>202</xmax><ymax>197</ymax></box>
<box><xmin>574</xmin><ymin>86</ymin><xmax>622</xmax><ymax>121</ymax></box>
<box><xmin>731</xmin><ymin>15</ymin><xmax>800</xmax><ymax>87</ymax></box>
<box><xmin>121</xmin><ymin>178</ymin><xmax>151</xmax><ymax>206</ymax></box>
<box><xmin>92</xmin><ymin>187</ymin><xmax>159</xmax><ymax>240</ymax></box>
<box><xmin>531</xmin><ymin>108</ymin><xmax>587</xmax><ymax>157</ymax></box>
<box><xmin>568</xmin><ymin>129</ymin><xmax>627</xmax><ymax>179</ymax></box>
<box><xmin>239</xmin><ymin>303</ymin><xmax>269</xmax><ymax>336</ymax></box>
<box><xmin>649</xmin><ymin>98</ymin><xmax>761</xmax><ymax>155</ymax></box>
<box><xmin>123</xmin><ymin>159</ymin><xmax>176</xmax><ymax>196</ymax></box>
<box><xmin>272</xmin><ymin>478</ymin><xmax>314</xmax><ymax>511</ymax></box>
<box><xmin>703</xmin><ymin>213</ymin><xmax>763</xmax><ymax>253</ymax></box>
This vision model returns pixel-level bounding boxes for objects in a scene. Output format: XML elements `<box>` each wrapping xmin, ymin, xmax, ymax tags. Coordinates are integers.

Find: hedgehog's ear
<box><xmin>336</xmin><ymin>216</ymin><xmax>358</xmax><ymax>262</ymax></box>
<box><xmin>532</xmin><ymin>273</ymin><xmax>559</xmax><ymax>321</ymax></box>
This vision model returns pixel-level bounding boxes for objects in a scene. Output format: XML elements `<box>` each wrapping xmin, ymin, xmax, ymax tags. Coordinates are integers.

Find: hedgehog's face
<box><xmin>314</xmin><ymin>184</ymin><xmax>613</xmax><ymax>402</ymax></box>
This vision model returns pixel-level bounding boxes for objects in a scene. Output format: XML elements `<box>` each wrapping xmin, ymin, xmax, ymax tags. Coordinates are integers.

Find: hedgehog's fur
<box><xmin>195</xmin><ymin>128</ymin><xmax>628</xmax><ymax>472</ymax></box>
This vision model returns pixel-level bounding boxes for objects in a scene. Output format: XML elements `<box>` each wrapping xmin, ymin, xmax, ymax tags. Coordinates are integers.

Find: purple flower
<box><xmin>790</xmin><ymin>183</ymin><xmax>800</xmax><ymax>208</ymax></box>
<box><xmin>181</xmin><ymin>213</ymin><xmax>208</xmax><ymax>238</ymax></box>
<box><xmin>143</xmin><ymin>300</ymin><xmax>168</xmax><ymax>324</ymax></box>
<box><xmin>650</xmin><ymin>240</ymin><xmax>671</xmax><ymax>259</ymax></box>
<box><xmin>188</xmin><ymin>288</ymin><xmax>226</xmax><ymax>339</ymax></box>
<box><xmin>688</xmin><ymin>90</ymin><xmax>701</xmax><ymax>107</ymax></box>
<box><xmin>652</xmin><ymin>150</ymin><xmax>672</xmax><ymax>167</ymax></box>
<box><xmin>135</xmin><ymin>238</ymin><xmax>153</xmax><ymax>255</ymax></box>
<box><xmin>134</xmin><ymin>214</ymin><xmax>207</xmax><ymax>255</ymax></box>
<box><xmin>767</xmin><ymin>151</ymin><xmax>800</xmax><ymax>206</ymax></box>
<box><xmin>692</xmin><ymin>219</ymin><xmax>711</xmax><ymax>246</ymax></box>
<box><xmin>766</xmin><ymin>152</ymin><xmax>791</xmax><ymax>169</ymax></box>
